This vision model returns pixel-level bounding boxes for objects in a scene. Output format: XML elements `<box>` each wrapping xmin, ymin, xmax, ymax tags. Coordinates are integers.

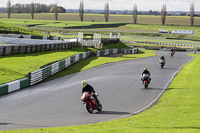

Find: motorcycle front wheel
<box><xmin>97</xmin><ymin>103</ymin><xmax>102</xmax><ymax>112</ymax></box>
<box><xmin>86</xmin><ymin>102</ymin><xmax>93</xmax><ymax>113</ymax></box>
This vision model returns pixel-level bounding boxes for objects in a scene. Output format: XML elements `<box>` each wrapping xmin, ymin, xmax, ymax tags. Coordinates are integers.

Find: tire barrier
<box><xmin>29</xmin><ymin>51</ymin><xmax>90</xmax><ymax>85</ymax></box>
<box><xmin>121</xmin><ymin>40</ymin><xmax>200</xmax><ymax>48</ymax></box>
<box><xmin>96</xmin><ymin>48</ymin><xmax>139</xmax><ymax>56</ymax></box>
<box><xmin>101</xmin><ymin>38</ymin><xmax>120</xmax><ymax>45</ymax></box>
<box><xmin>0</xmin><ymin>42</ymin><xmax>80</xmax><ymax>56</ymax></box>
<box><xmin>0</xmin><ymin>77</ymin><xmax>30</xmax><ymax>96</ymax></box>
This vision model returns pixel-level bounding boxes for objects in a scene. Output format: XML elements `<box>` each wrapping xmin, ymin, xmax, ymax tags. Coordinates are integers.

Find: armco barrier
<box><xmin>0</xmin><ymin>42</ymin><xmax>80</xmax><ymax>56</ymax></box>
<box><xmin>96</xmin><ymin>48</ymin><xmax>139</xmax><ymax>56</ymax></box>
<box><xmin>0</xmin><ymin>77</ymin><xmax>30</xmax><ymax>96</ymax></box>
<box><xmin>29</xmin><ymin>51</ymin><xmax>90</xmax><ymax>85</ymax></box>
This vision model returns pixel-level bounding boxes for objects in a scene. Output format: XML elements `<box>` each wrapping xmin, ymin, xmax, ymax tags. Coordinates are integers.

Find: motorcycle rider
<box><xmin>170</xmin><ymin>48</ymin><xmax>175</xmax><ymax>56</ymax></box>
<box><xmin>141</xmin><ymin>68</ymin><xmax>151</xmax><ymax>83</ymax></box>
<box><xmin>81</xmin><ymin>80</ymin><xmax>99</xmax><ymax>105</ymax></box>
<box><xmin>159</xmin><ymin>55</ymin><xmax>166</xmax><ymax>63</ymax></box>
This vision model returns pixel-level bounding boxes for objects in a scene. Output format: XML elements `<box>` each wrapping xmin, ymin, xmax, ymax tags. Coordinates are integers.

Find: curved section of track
<box><xmin>0</xmin><ymin>51</ymin><xmax>192</xmax><ymax>130</ymax></box>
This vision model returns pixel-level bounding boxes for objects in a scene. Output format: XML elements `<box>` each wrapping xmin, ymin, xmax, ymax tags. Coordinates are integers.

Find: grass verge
<box><xmin>47</xmin><ymin>49</ymin><xmax>156</xmax><ymax>81</ymax></box>
<box><xmin>0</xmin><ymin>42</ymin><xmax>129</xmax><ymax>84</ymax></box>
<box><xmin>0</xmin><ymin>48</ymin><xmax>87</xmax><ymax>84</ymax></box>
<box><xmin>1</xmin><ymin>54</ymin><xmax>199</xmax><ymax>133</ymax></box>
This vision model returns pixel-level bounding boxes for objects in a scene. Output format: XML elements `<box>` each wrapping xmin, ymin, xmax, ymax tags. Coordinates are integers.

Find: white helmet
<box><xmin>81</xmin><ymin>80</ymin><xmax>88</xmax><ymax>87</ymax></box>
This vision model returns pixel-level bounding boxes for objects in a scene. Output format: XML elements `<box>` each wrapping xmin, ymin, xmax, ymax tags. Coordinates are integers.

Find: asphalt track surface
<box><xmin>0</xmin><ymin>51</ymin><xmax>192</xmax><ymax>131</ymax></box>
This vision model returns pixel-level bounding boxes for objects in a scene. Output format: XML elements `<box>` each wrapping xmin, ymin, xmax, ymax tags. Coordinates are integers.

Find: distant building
<box><xmin>171</xmin><ymin>30</ymin><xmax>195</xmax><ymax>35</ymax></box>
<box><xmin>159</xmin><ymin>29</ymin><xmax>169</xmax><ymax>33</ymax></box>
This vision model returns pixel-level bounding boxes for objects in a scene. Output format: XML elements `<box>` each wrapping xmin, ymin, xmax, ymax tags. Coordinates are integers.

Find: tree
<box><xmin>50</xmin><ymin>6</ymin><xmax>66</xmax><ymax>13</ymax></box>
<box><xmin>7</xmin><ymin>0</ymin><xmax>11</xmax><ymax>19</ymax></box>
<box><xmin>190</xmin><ymin>3</ymin><xmax>194</xmax><ymax>26</ymax></box>
<box><xmin>161</xmin><ymin>4</ymin><xmax>167</xmax><ymax>25</ymax></box>
<box><xmin>30</xmin><ymin>2</ymin><xmax>34</xmax><ymax>19</ymax></box>
<box><xmin>79</xmin><ymin>0</ymin><xmax>84</xmax><ymax>22</ymax></box>
<box><xmin>104</xmin><ymin>3</ymin><xmax>109</xmax><ymax>22</ymax></box>
<box><xmin>133</xmin><ymin>4</ymin><xmax>137</xmax><ymax>24</ymax></box>
<box><xmin>54</xmin><ymin>3</ymin><xmax>58</xmax><ymax>21</ymax></box>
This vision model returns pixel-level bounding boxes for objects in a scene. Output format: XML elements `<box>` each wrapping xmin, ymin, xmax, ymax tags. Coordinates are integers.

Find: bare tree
<box><xmin>190</xmin><ymin>3</ymin><xmax>194</xmax><ymax>26</ymax></box>
<box><xmin>79</xmin><ymin>0</ymin><xmax>84</xmax><ymax>22</ymax></box>
<box><xmin>133</xmin><ymin>4</ymin><xmax>137</xmax><ymax>24</ymax></box>
<box><xmin>7</xmin><ymin>0</ymin><xmax>11</xmax><ymax>19</ymax></box>
<box><xmin>30</xmin><ymin>2</ymin><xmax>34</xmax><ymax>19</ymax></box>
<box><xmin>54</xmin><ymin>3</ymin><xmax>58</xmax><ymax>21</ymax></box>
<box><xmin>161</xmin><ymin>4</ymin><xmax>167</xmax><ymax>25</ymax></box>
<box><xmin>104</xmin><ymin>3</ymin><xmax>109</xmax><ymax>22</ymax></box>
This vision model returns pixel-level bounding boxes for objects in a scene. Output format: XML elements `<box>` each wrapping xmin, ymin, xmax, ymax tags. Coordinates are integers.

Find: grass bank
<box><xmin>47</xmin><ymin>49</ymin><xmax>156</xmax><ymax>81</ymax></box>
<box><xmin>0</xmin><ymin>48</ymin><xmax>87</xmax><ymax>84</ymax></box>
<box><xmin>0</xmin><ymin>42</ymin><xmax>129</xmax><ymax>84</ymax></box>
<box><xmin>2</xmin><ymin>54</ymin><xmax>199</xmax><ymax>133</ymax></box>
<box><xmin>0</xmin><ymin>13</ymin><xmax>200</xmax><ymax>26</ymax></box>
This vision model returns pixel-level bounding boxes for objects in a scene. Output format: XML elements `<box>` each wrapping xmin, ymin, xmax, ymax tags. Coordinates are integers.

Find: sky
<box><xmin>1</xmin><ymin>0</ymin><xmax>200</xmax><ymax>11</ymax></box>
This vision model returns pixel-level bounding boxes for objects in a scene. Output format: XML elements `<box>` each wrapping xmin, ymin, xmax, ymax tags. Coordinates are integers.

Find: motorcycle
<box><xmin>81</xmin><ymin>92</ymin><xmax>102</xmax><ymax>113</ymax></box>
<box><xmin>170</xmin><ymin>51</ymin><xmax>174</xmax><ymax>57</ymax></box>
<box><xmin>159</xmin><ymin>59</ymin><xmax>165</xmax><ymax>69</ymax></box>
<box><xmin>141</xmin><ymin>74</ymin><xmax>150</xmax><ymax>88</ymax></box>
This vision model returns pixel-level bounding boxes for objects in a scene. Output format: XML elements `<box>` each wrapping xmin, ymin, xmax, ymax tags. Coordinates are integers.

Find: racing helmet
<box><xmin>81</xmin><ymin>80</ymin><xmax>88</xmax><ymax>87</ymax></box>
<box><xmin>144</xmin><ymin>68</ymin><xmax>147</xmax><ymax>71</ymax></box>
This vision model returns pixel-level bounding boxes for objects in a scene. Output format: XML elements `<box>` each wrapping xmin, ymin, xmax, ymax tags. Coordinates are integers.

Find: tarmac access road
<box><xmin>0</xmin><ymin>51</ymin><xmax>192</xmax><ymax>131</ymax></box>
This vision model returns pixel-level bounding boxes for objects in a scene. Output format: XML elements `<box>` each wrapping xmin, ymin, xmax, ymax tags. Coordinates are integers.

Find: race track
<box><xmin>0</xmin><ymin>51</ymin><xmax>192</xmax><ymax>130</ymax></box>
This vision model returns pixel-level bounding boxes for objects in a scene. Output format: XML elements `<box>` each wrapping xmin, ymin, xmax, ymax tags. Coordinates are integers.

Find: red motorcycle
<box><xmin>141</xmin><ymin>74</ymin><xmax>150</xmax><ymax>88</ymax></box>
<box><xmin>81</xmin><ymin>92</ymin><xmax>102</xmax><ymax>113</ymax></box>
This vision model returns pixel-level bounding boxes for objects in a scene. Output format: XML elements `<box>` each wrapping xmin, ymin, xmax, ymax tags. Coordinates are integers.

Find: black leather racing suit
<box><xmin>141</xmin><ymin>70</ymin><xmax>151</xmax><ymax>82</ymax></box>
<box><xmin>82</xmin><ymin>84</ymin><xmax>99</xmax><ymax>104</ymax></box>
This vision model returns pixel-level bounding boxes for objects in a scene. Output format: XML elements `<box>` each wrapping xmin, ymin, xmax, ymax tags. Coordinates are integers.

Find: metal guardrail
<box><xmin>0</xmin><ymin>42</ymin><xmax>80</xmax><ymax>56</ymax></box>
<box><xmin>96</xmin><ymin>48</ymin><xmax>139</xmax><ymax>56</ymax></box>
<box><xmin>29</xmin><ymin>51</ymin><xmax>90</xmax><ymax>85</ymax></box>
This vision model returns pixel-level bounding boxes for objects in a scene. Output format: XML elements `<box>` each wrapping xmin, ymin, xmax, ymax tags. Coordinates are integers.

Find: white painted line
<box><xmin>105</xmin><ymin>54</ymin><xmax>194</xmax><ymax>122</ymax></box>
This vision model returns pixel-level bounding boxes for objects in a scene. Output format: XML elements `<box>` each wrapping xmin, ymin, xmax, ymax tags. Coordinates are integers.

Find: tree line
<box><xmin>7</xmin><ymin>1</ymin><xmax>66</xmax><ymax>14</ymax></box>
<box><xmin>6</xmin><ymin>0</ymin><xmax>196</xmax><ymax>26</ymax></box>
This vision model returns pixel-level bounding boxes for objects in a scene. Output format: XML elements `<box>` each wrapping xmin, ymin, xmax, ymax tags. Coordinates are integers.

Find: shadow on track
<box><xmin>0</xmin><ymin>122</ymin><xmax>50</xmax><ymax>128</ymax></box>
<box><xmin>145</xmin><ymin>87</ymin><xmax>165</xmax><ymax>90</ymax></box>
<box><xmin>96</xmin><ymin>111</ymin><xmax>131</xmax><ymax>115</ymax></box>
<box><xmin>0</xmin><ymin>123</ymin><xmax>10</xmax><ymax>125</ymax></box>
<box><xmin>161</xmin><ymin>67</ymin><xmax>178</xmax><ymax>70</ymax></box>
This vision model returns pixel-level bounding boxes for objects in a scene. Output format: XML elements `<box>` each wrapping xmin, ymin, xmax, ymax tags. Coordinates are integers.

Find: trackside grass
<box><xmin>47</xmin><ymin>49</ymin><xmax>156</xmax><ymax>81</ymax></box>
<box><xmin>0</xmin><ymin>48</ymin><xmax>87</xmax><ymax>84</ymax></box>
<box><xmin>1</xmin><ymin>53</ymin><xmax>199</xmax><ymax>133</ymax></box>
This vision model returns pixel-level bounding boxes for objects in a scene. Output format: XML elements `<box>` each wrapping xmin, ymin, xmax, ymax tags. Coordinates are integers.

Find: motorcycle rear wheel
<box><xmin>144</xmin><ymin>82</ymin><xmax>148</xmax><ymax>88</ymax></box>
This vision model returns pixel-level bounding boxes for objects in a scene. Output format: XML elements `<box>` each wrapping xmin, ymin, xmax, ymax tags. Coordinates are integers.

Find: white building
<box><xmin>171</xmin><ymin>30</ymin><xmax>195</xmax><ymax>35</ymax></box>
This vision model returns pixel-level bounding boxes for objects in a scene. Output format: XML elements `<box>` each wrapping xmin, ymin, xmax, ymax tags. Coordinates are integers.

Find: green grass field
<box><xmin>1</xmin><ymin>53</ymin><xmax>199</xmax><ymax>133</ymax></box>
<box><xmin>1</xmin><ymin>14</ymin><xmax>200</xmax><ymax>40</ymax></box>
<box><xmin>0</xmin><ymin>48</ymin><xmax>87</xmax><ymax>84</ymax></box>
<box><xmin>0</xmin><ymin>21</ymin><xmax>46</xmax><ymax>36</ymax></box>
<box><xmin>0</xmin><ymin>13</ymin><xmax>200</xmax><ymax>26</ymax></box>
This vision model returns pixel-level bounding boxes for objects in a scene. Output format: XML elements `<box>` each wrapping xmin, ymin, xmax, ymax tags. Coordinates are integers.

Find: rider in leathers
<box><xmin>141</xmin><ymin>68</ymin><xmax>151</xmax><ymax>83</ymax></box>
<box><xmin>81</xmin><ymin>80</ymin><xmax>99</xmax><ymax>105</ymax></box>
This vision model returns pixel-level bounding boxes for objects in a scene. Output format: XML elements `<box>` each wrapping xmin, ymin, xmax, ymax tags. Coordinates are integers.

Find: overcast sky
<box><xmin>1</xmin><ymin>0</ymin><xmax>200</xmax><ymax>11</ymax></box>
